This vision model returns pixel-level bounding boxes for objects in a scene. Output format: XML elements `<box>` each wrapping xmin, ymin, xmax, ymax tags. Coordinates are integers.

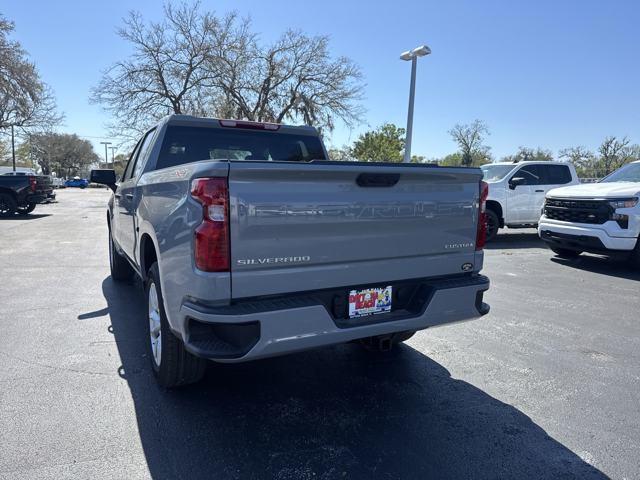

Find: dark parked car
<box><xmin>0</xmin><ymin>173</ymin><xmax>53</xmax><ymax>216</ymax></box>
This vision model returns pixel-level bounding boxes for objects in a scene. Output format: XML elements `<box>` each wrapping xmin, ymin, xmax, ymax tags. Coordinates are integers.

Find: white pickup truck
<box><xmin>539</xmin><ymin>160</ymin><xmax>640</xmax><ymax>265</ymax></box>
<box><xmin>480</xmin><ymin>161</ymin><xmax>580</xmax><ymax>240</ymax></box>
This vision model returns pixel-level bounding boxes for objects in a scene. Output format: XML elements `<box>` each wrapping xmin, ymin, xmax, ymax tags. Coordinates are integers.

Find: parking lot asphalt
<box><xmin>1</xmin><ymin>188</ymin><xmax>639</xmax><ymax>479</ymax></box>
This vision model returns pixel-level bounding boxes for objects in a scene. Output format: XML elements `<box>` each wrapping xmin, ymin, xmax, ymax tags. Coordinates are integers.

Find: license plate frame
<box><xmin>348</xmin><ymin>285</ymin><xmax>392</xmax><ymax>318</ymax></box>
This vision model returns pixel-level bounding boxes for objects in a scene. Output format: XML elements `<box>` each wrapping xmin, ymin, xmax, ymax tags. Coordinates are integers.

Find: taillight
<box><xmin>476</xmin><ymin>181</ymin><xmax>489</xmax><ymax>251</ymax></box>
<box><xmin>28</xmin><ymin>176</ymin><xmax>37</xmax><ymax>192</ymax></box>
<box><xmin>190</xmin><ymin>177</ymin><xmax>230</xmax><ymax>272</ymax></box>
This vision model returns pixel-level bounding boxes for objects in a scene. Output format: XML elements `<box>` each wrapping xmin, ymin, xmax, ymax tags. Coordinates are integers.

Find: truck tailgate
<box><xmin>228</xmin><ymin>161</ymin><xmax>482</xmax><ymax>299</ymax></box>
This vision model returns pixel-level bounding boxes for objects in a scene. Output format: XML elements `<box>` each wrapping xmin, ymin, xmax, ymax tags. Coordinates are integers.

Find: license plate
<box><xmin>348</xmin><ymin>286</ymin><xmax>392</xmax><ymax>318</ymax></box>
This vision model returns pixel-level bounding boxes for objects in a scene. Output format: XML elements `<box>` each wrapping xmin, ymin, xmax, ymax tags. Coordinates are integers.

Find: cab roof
<box><xmin>483</xmin><ymin>160</ymin><xmax>572</xmax><ymax>167</ymax></box>
<box><xmin>159</xmin><ymin>114</ymin><xmax>320</xmax><ymax>136</ymax></box>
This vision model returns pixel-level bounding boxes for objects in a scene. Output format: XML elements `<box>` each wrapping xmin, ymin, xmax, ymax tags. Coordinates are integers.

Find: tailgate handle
<box><xmin>356</xmin><ymin>173</ymin><xmax>400</xmax><ymax>188</ymax></box>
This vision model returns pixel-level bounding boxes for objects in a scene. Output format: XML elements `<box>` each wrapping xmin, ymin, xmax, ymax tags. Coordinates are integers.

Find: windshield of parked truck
<box><xmin>157</xmin><ymin>126</ymin><xmax>327</xmax><ymax>170</ymax></box>
<box><xmin>480</xmin><ymin>164</ymin><xmax>516</xmax><ymax>181</ymax></box>
<box><xmin>600</xmin><ymin>162</ymin><xmax>640</xmax><ymax>183</ymax></box>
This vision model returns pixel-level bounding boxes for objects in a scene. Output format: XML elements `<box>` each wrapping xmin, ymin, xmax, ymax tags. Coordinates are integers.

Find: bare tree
<box><xmin>503</xmin><ymin>146</ymin><xmax>553</xmax><ymax>163</ymax></box>
<box><xmin>598</xmin><ymin>136</ymin><xmax>635</xmax><ymax>175</ymax></box>
<box><xmin>92</xmin><ymin>2</ymin><xmax>364</xmax><ymax>140</ymax></box>
<box><xmin>91</xmin><ymin>3</ymin><xmax>232</xmax><ymax>141</ymax></box>
<box><xmin>448</xmin><ymin>120</ymin><xmax>491</xmax><ymax>166</ymax></box>
<box><xmin>211</xmin><ymin>29</ymin><xmax>364</xmax><ymax>133</ymax></box>
<box><xmin>0</xmin><ymin>15</ymin><xmax>61</xmax><ymax>133</ymax></box>
<box><xmin>558</xmin><ymin>146</ymin><xmax>593</xmax><ymax>166</ymax></box>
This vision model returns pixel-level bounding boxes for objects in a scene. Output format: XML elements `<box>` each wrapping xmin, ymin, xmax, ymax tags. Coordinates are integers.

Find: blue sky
<box><xmin>3</xmin><ymin>0</ymin><xmax>639</xmax><ymax>160</ymax></box>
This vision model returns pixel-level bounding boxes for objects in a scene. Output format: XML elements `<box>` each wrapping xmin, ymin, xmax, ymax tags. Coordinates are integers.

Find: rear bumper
<box><xmin>178</xmin><ymin>275</ymin><xmax>490</xmax><ymax>362</ymax></box>
<box><xmin>538</xmin><ymin>218</ymin><xmax>638</xmax><ymax>252</ymax></box>
<box><xmin>26</xmin><ymin>192</ymin><xmax>53</xmax><ymax>204</ymax></box>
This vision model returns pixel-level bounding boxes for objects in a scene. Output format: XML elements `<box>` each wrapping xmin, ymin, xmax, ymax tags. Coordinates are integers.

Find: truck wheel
<box><xmin>0</xmin><ymin>193</ymin><xmax>17</xmax><ymax>217</ymax></box>
<box><xmin>630</xmin><ymin>238</ymin><xmax>640</xmax><ymax>268</ymax></box>
<box><xmin>16</xmin><ymin>203</ymin><xmax>36</xmax><ymax>215</ymax></box>
<box><xmin>550</xmin><ymin>247</ymin><xmax>582</xmax><ymax>259</ymax></box>
<box><xmin>485</xmin><ymin>209</ymin><xmax>500</xmax><ymax>242</ymax></box>
<box><xmin>146</xmin><ymin>262</ymin><xmax>206</xmax><ymax>388</ymax></box>
<box><xmin>359</xmin><ymin>330</ymin><xmax>416</xmax><ymax>352</ymax></box>
<box><xmin>109</xmin><ymin>227</ymin><xmax>134</xmax><ymax>281</ymax></box>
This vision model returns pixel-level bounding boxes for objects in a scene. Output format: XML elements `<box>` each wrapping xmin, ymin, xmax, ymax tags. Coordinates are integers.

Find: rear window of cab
<box><xmin>156</xmin><ymin>126</ymin><xmax>326</xmax><ymax>170</ymax></box>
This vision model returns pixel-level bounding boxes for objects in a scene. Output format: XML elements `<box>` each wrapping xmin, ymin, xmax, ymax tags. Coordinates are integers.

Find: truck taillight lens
<box><xmin>28</xmin><ymin>176</ymin><xmax>37</xmax><ymax>192</ymax></box>
<box><xmin>190</xmin><ymin>177</ymin><xmax>230</xmax><ymax>272</ymax></box>
<box><xmin>476</xmin><ymin>181</ymin><xmax>489</xmax><ymax>251</ymax></box>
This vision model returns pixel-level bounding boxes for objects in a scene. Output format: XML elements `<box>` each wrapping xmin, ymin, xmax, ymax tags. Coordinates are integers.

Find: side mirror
<box><xmin>90</xmin><ymin>169</ymin><xmax>117</xmax><ymax>192</ymax></box>
<box><xmin>509</xmin><ymin>177</ymin><xmax>525</xmax><ymax>190</ymax></box>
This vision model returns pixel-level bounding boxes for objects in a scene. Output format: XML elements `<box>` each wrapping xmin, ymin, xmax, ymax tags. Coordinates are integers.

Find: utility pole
<box><xmin>100</xmin><ymin>141</ymin><xmax>112</xmax><ymax>168</ymax></box>
<box><xmin>109</xmin><ymin>146</ymin><xmax>117</xmax><ymax>169</ymax></box>
<box><xmin>11</xmin><ymin>125</ymin><xmax>16</xmax><ymax>172</ymax></box>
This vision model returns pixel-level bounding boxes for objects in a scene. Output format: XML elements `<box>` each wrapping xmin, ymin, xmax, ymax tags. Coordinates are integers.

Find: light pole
<box><xmin>400</xmin><ymin>45</ymin><xmax>431</xmax><ymax>163</ymax></box>
<box><xmin>100</xmin><ymin>141</ymin><xmax>112</xmax><ymax>168</ymax></box>
<box><xmin>109</xmin><ymin>146</ymin><xmax>117</xmax><ymax>168</ymax></box>
<box><xmin>11</xmin><ymin>125</ymin><xmax>16</xmax><ymax>172</ymax></box>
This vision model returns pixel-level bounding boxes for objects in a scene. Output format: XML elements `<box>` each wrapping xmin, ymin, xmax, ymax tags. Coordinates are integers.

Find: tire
<box><xmin>485</xmin><ymin>209</ymin><xmax>500</xmax><ymax>242</ymax></box>
<box><xmin>359</xmin><ymin>330</ymin><xmax>416</xmax><ymax>353</ymax></box>
<box><xmin>108</xmin><ymin>226</ymin><xmax>134</xmax><ymax>281</ymax></box>
<box><xmin>16</xmin><ymin>202</ymin><xmax>36</xmax><ymax>215</ymax></box>
<box><xmin>0</xmin><ymin>193</ymin><xmax>17</xmax><ymax>217</ymax></box>
<box><xmin>550</xmin><ymin>247</ymin><xmax>582</xmax><ymax>259</ymax></box>
<box><xmin>146</xmin><ymin>262</ymin><xmax>206</xmax><ymax>388</ymax></box>
<box><xmin>630</xmin><ymin>238</ymin><xmax>640</xmax><ymax>269</ymax></box>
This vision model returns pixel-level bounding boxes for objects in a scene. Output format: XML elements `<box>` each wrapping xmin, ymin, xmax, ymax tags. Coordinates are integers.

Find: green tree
<box><xmin>437</xmin><ymin>153</ymin><xmax>463</xmax><ymax>166</ymax></box>
<box><xmin>435</xmin><ymin>152</ymin><xmax>489</xmax><ymax>167</ymax></box>
<box><xmin>108</xmin><ymin>153</ymin><xmax>131</xmax><ymax>179</ymax></box>
<box><xmin>351</xmin><ymin>123</ymin><xmax>405</xmax><ymax>162</ymax></box>
<box><xmin>328</xmin><ymin>146</ymin><xmax>354</xmax><ymax>161</ymax></box>
<box><xmin>22</xmin><ymin>133</ymin><xmax>99</xmax><ymax>176</ymax></box>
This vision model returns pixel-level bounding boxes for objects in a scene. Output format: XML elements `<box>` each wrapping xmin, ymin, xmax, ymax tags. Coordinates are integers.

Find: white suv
<box><xmin>480</xmin><ymin>161</ymin><xmax>580</xmax><ymax>240</ymax></box>
<box><xmin>538</xmin><ymin>160</ymin><xmax>640</xmax><ymax>265</ymax></box>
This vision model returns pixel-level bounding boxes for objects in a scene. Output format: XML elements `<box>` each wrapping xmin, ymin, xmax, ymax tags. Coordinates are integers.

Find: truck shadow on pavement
<box><xmin>0</xmin><ymin>213</ymin><xmax>52</xmax><ymax>221</ymax></box>
<box><xmin>551</xmin><ymin>255</ymin><xmax>640</xmax><ymax>281</ymax></box>
<box><xmin>101</xmin><ymin>277</ymin><xmax>606</xmax><ymax>480</ymax></box>
<box><xmin>485</xmin><ymin>231</ymin><xmax>545</xmax><ymax>250</ymax></box>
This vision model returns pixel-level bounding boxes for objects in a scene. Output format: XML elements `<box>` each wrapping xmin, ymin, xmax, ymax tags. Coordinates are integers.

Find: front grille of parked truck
<box><xmin>543</xmin><ymin>198</ymin><xmax>612</xmax><ymax>225</ymax></box>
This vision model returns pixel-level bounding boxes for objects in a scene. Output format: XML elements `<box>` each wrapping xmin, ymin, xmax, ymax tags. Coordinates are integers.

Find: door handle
<box><xmin>114</xmin><ymin>193</ymin><xmax>121</xmax><ymax>199</ymax></box>
<box><xmin>356</xmin><ymin>173</ymin><xmax>400</xmax><ymax>187</ymax></box>
<box><xmin>125</xmin><ymin>193</ymin><xmax>134</xmax><ymax>200</ymax></box>
<box><xmin>535</xmin><ymin>190</ymin><xmax>544</xmax><ymax>193</ymax></box>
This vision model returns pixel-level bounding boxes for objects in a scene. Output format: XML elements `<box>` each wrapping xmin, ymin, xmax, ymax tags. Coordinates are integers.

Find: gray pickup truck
<box><xmin>91</xmin><ymin>115</ymin><xmax>490</xmax><ymax>387</ymax></box>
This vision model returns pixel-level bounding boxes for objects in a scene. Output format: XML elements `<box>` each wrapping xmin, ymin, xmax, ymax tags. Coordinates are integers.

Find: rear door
<box><xmin>113</xmin><ymin>140</ymin><xmax>140</xmax><ymax>252</ymax></box>
<box><xmin>117</xmin><ymin>128</ymin><xmax>156</xmax><ymax>260</ymax></box>
<box><xmin>228</xmin><ymin>162</ymin><xmax>482</xmax><ymax>298</ymax></box>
